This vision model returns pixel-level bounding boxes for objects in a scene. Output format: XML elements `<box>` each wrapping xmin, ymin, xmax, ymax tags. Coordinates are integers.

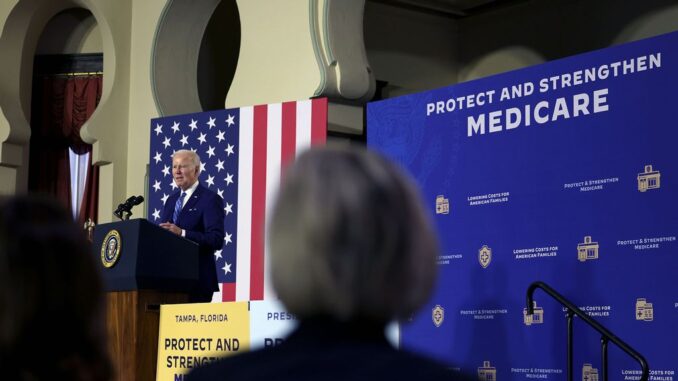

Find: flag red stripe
<box><xmin>221</xmin><ymin>282</ymin><xmax>235</xmax><ymax>302</ymax></box>
<box><xmin>311</xmin><ymin>98</ymin><xmax>327</xmax><ymax>144</ymax></box>
<box><xmin>250</xmin><ymin>105</ymin><xmax>268</xmax><ymax>300</ymax></box>
<box><xmin>281</xmin><ymin>101</ymin><xmax>297</xmax><ymax>178</ymax></box>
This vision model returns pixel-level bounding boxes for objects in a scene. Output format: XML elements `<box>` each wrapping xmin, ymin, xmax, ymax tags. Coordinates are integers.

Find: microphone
<box><xmin>113</xmin><ymin>195</ymin><xmax>145</xmax><ymax>220</ymax></box>
<box><xmin>113</xmin><ymin>203</ymin><xmax>126</xmax><ymax>220</ymax></box>
<box><xmin>123</xmin><ymin>195</ymin><xmax>144</xmax><ymax>209</ymax></box>
<box><xmin>113</xmin><ymin>196</ymin><xmax>135</xmax><ymax>220</ymax></box>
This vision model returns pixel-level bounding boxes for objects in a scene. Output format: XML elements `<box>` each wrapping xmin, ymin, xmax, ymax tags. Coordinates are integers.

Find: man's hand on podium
<box><xmin>159</xmin><ymin>222</ymin><xmax>182</xmax><ymax>236</ymax></box>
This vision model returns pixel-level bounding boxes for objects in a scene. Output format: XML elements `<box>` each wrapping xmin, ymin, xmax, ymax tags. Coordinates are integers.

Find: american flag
<box><xmin>148</xmin><ymin>98</ymin><xmax>327</xmax><ymax>302</ymax></box>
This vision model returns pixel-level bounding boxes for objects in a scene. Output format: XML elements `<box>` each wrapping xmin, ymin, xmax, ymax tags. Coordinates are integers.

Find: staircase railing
<box><xmin>525</xmin><ymin>281</ymin><xmax>649</xmax><ymax>381</ymax></box>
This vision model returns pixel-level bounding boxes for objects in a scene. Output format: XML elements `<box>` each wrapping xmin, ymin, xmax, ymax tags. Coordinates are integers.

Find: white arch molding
<box><xmin>151</xmin><ymin>0</ymin><xmax>241</xmax><ymax>116</ymax></box>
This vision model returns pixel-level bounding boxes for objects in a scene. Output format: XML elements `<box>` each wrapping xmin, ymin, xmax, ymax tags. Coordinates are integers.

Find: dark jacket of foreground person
<box><xmin>188</xmin><ymin>317</ymin><xmax>471</xmax><ymax>381</ymax></box>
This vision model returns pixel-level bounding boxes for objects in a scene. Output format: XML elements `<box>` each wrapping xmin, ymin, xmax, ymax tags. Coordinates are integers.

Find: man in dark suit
<box><xmin>160</xmin><ymin>149</ymin><xmax>224</xmax><ymax>302</ymax></box>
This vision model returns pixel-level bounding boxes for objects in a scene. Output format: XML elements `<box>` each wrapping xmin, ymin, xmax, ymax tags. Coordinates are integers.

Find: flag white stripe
<box><xmin>296</xmin><ymin>100</ymin><xmax>312</xmax><ymax>155</ymax></box>
<box><xmin>212</xmin><ymin>283</ymin><xmax>223</xmax><ymax>303</ymax></box>
<box><xmin>235</xmin><ymin>106</ymin><xmax>254</xmax><ymax>301</ymax></box>
<box><xmin>264</xmin><ymin>103</ymin><xmax>282</xmax><ymax>300</ymax></box>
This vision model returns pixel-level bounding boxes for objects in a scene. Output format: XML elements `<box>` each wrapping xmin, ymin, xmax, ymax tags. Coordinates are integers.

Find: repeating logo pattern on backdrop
<box><xmin>435</xmin><ymin>195</ymin><xmax>450</xmax><ymax>215</ymax></box>
<box><xmin>637</xmin><ymin>164</ymin><xmax>661</xmax><ymax>192</ymax></box>
<box><xmin>432</xmin><ymin>305</ymin><xmax>444</xmax><ymax>327</ymax></box>
<box><xmin>635</xmin><ymin>298</ymin><xmax>654</xmax><ymax>322</ymax></box>
<box><xmin>369</xmin><ymin>30</ymin><xmax>677</xmax><ymax>377</ymax></box>
<box><xmin>523</xmin><ymin>301</ymin><xmax>544</xmax><ymax>326</ymax></box>
<box><xmin>582</xmin><ymin>363</ymin><xmax>599</xmax><ymax>381</ymax></box>
<box><xmin>478</xmin><ymin>245</ymin><xmax>492</xmax><ymax>268</ymax></box>
<box><xmin>577</xmin><ymin>236</ymin><xmax>599</xmax><ymax>262</ymax></box>
<box><xmin>478</xmin><ymin>361</ymin><xmax>496</xmax><ymax>381</ymax></box>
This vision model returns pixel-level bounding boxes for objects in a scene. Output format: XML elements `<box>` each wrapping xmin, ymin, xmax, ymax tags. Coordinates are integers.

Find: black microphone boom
<box><xmin>113</xmin><ymin>195</ymin><xmax>145</xmax><ymax>221</ymax></box>
<box><xmin>113</xmin><ymin>203</ymin><xmax>125</xmax><ymax>220</ymax></box>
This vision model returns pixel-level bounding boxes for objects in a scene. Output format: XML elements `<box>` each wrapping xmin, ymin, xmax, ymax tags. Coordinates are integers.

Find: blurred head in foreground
<box><xmin>0</xmin><ymin>195</ymin><xmax>111</xmax><ymax>381</ymax></box>
<box><xmin>269</xmin><ymin>145</ymin><xmax>438</xmax><ymax>324</ymax></box>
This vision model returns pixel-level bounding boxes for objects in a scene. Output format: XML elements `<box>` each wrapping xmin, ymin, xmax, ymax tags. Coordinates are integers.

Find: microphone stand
<box><xmin>113</xmin><ymin>196</ymin><xmax>144</xmax><ymax>221</ymax></box>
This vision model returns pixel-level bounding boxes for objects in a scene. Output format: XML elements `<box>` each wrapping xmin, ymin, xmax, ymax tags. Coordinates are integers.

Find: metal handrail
<box><xmin>526</xmin><ymin>281</ymin><xmax>649</xmax><ymax>381</ymax></box>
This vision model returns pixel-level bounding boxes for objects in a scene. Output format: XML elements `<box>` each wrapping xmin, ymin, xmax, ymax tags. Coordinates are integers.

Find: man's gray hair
<box><xmin>172</xmin><ymin>149</ymin><xmax>201</xmax><ymax>174</ymax></box>
<box><xmin>269</xmin><ymin>145</ymin><xmax>438</xmax><ymax>322</ymax></box>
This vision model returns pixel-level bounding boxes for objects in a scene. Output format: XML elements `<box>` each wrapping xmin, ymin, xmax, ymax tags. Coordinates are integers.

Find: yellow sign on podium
<box><xmin>156</xmin><ymin>302</ymin><xmax>250</xmax><ymax>380</ymax></box>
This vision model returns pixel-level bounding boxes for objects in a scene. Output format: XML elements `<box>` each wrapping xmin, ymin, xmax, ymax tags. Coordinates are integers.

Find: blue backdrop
<box><xmin>368</xmin><ymin>31</ymin><xmax>677</xmax><ymax>380</ymax></box>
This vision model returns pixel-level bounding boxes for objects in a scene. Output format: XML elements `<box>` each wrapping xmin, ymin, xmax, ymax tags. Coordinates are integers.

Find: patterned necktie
<box><xmin>172</xmin><ymin>191</ymin><xmax>186</xmax><ymax>224</ymax></box>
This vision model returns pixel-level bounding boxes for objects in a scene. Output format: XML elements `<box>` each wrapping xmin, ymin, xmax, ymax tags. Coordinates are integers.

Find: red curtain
<box><xmin>29</xmin><ymin>75</ymin><xmax>102</xmax><ymax>225</ymax></box>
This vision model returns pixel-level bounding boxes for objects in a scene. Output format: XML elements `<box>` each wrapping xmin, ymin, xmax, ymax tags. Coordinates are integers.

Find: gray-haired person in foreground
<box><xmin>189</xmin><ymin>145</ymin><xmax>472</xmax><ymax>381</ymax></box>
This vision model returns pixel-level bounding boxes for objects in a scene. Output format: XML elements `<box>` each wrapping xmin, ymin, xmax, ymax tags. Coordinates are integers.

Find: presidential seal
<box><xmin>101</xmin><ymin>229</ymin><xmax>122</xmax><ymax>268</ymax></box>
<box><xmin>432</xmin><ymin>305</ymin><xmax>444</xmax><ymax>327</ymax></box>
<box><xmin>478</xmin><ymin>245</ymin><xmax>492</xmax><ymax>268</ymax></box>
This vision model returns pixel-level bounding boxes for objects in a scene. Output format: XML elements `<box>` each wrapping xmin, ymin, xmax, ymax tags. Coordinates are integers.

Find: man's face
<box><xmin>173</xmin><ymin>153</ymin><xmax>199</xmax><ymax>191</ymax></box>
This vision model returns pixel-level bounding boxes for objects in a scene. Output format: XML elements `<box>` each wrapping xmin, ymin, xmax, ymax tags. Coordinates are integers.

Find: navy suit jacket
<box><xmin>161</xmin><ymin>183</ymin><xmax>224</xmax><ymax>293</ymax></box>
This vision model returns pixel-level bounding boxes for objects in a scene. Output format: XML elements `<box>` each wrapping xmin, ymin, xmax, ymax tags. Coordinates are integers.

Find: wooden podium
<box><xmin>93</xmin><ymin>219</ymin><xmax>199</xmax><ymax>381</ymax></box>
